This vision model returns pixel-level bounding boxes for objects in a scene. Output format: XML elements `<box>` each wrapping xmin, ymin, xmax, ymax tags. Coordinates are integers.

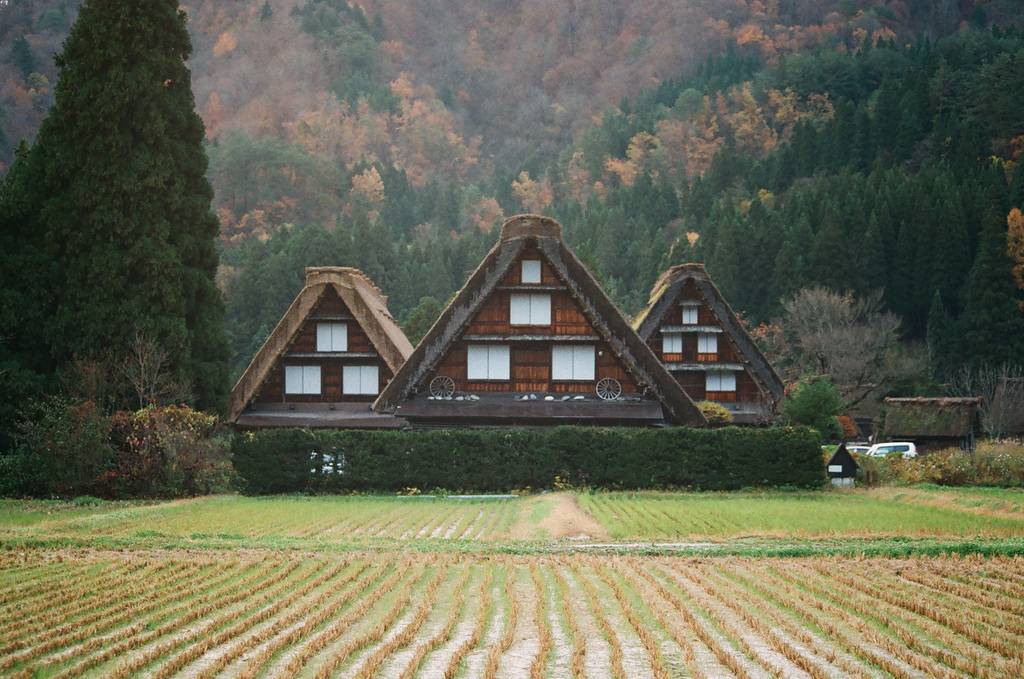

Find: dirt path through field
<box><xmin>511</xmin><ymin>493</ymin><xmax>609</xmax><ymax>541</ymax></box>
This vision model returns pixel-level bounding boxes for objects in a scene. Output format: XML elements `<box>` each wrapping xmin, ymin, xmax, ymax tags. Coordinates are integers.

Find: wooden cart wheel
<box><xmin>429</xmin><ymin>376</ymin><xmax>456</xmax><ymax>398</ymax></box>
<box><xmin>595</xmin><ymin>377</ymin><xmax>622</xmax><ymax>401</ymax></box>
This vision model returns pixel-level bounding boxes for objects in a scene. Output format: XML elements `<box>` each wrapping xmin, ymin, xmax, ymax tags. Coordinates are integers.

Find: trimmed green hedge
<box><xmin>231</xmin><ymin>426</ymin><xmax>824</xmax><ymax>494</ymax></box>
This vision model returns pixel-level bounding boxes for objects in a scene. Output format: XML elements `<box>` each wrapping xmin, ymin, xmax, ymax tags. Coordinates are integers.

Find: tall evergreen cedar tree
<box><xmin>1</xmin><ymin>0</ymin><xmax>229</xmax><ymax>428</ymax></box>
<box><xmin>954</xmin><ymin>202</ymin><xmax>1024</xmax><ymax>368</ymax></box>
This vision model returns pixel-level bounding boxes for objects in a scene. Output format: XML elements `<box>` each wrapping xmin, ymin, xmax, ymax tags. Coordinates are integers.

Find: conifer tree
<box><xmin>955</xmin><ymin>205</ymin><xmax>1024</xmax><ymax>369</ymax></box>
<box><xmin>10</xmin><ymin>36</ymin><xmax>36</xmax><ymax>79</ymax></box>
<box><xmin>24</xmin><ymin>0</ymin><xmax>229</xmax><ymax>410</ymax></box>
<box><xmin>926</xmin><ymin>290</ymin><xmax>949</xmax><ymax>378</ymax></box>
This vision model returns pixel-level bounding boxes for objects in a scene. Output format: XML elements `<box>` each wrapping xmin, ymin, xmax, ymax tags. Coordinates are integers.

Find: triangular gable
<box><xmin>374</xmin><ymin>215</ymin><xmax>705</xmax><ymax>426</ymax></box>
<box><xmin>229</xmin><ymin>267</ymin><xmax>413</xmax><ymax>422</ymax></box>
<box><xmin>634</xmin><ymin>263</ymin><xmax>785</xmax><ymax>404</ymax></box>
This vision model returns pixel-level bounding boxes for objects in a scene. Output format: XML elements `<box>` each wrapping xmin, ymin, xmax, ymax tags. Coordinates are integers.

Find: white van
<box><xmin>866</xmin><ymin>442</ymin><xmax>918</xmax><ymax>459</ymax></box>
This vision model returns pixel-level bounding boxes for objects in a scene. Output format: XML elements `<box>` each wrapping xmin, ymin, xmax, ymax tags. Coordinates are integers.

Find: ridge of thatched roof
<box><xmin>882</xmin><ymin>397</ymin><xmax>982</xmax><ymax>438</ymax></box>
<box><xmin>372</xmin><ymin>214</ymin><xmax>706</xmax><ymax>426</ymax></box>
<box><xmin>633</xmin><ymin>263</ymin><xmax>785</xmax><ymax>404</ymax></box>
<box><xmin>228</xmin><ymin>267</ymin><xmax>414</xmax><ymax>423</ymax></box>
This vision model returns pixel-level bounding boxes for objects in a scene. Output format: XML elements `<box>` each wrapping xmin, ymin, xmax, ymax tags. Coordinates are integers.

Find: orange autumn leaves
<box><xmin>593</xmin><ymin>84</ymin><xmax>834</xmax><ymax>191</ymax></box>
<box><xmin>1009</xmin><ymin>207</ymin><xmax>1024</xmax><ymax>311</ymax></box>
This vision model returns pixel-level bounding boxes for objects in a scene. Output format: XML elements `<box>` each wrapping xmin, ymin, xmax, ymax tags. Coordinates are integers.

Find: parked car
<box><xmin>866</xmin><ymin>442</ymin><xmax>918</xmax><ymax>459</ymax></box>
<box><xmin>846</xmin><ymin>444</ymin><xmax>872</xmax><ymax>456</ymax></box>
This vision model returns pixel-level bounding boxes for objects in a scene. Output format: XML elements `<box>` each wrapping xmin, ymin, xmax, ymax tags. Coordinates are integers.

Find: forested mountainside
<box><xmin>2</xmin><ymin>0</ymin><xmax>1023</xmax><ymax>380</ymax></box>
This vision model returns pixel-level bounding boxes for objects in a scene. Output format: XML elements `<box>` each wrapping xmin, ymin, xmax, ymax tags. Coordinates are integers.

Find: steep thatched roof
<box><xmin>228</xmin><ymin>267</ymin><xmax>414</xmax><ymax>422</ymax></box>
<box><xmin>633</xmin><ymin>263</ymin><xmax>785</xmax><ymax>404</ymax></box>
<box><xmin>882</xmin><ymin>397</ymin><xmax>982</xmax><ymax>438</ymax></box>
<box><xmin>372</xmin><ymin>214</ymin><xmax>706</xmax><ymax>426</ymax></box>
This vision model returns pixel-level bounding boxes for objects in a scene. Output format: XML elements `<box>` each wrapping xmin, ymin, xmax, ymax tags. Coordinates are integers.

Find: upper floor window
<box><xmin>697</xmin><ymin>333</ymin><xmax>718</xmax><ymax>355</ymax></box>
<box><xmin>467</xmin><ymin>344</ymin><xmax>510</xmax><ymax>380</ymax></box>
<box><xmin>552</xmin><ymin>345</ymin><xmax>595</xmax><ymax>381</ymax></box>
<box><xmin>510</xmin><ymin>293</ymin><xmax>551</xmax><ymax>325</ymax></box>
<box><xmin>706</xmin><ymin>370</ymin><xmax>736</xmax><ymax>392</ymax></box>
<box><xmin>682</xmin><ymin>307</ymin><xmax>699</xmax><ymax>324</ymax></box>
<box><xmin>663</xmin><ymin>333</ymin><xmax>683</xmax><ymax>354</ymax></box>
<box><xmin>285</xmin><ymin>365</ymin><xmax>321</xmax><ymax>394</ymax></box>
<box><xmin>316</xmin><ymin>323</ymin><xmax>348</xmax><ymax>352</ymax></box>
<box><xmin>343</xmin><ymin>365</ymin><xmax>379</xmax><ymax>395</ymax></box>
<box><xmin>521</xmin><ymin>259</ymin><xmax>542</xmax><ymax>284</ymax></box>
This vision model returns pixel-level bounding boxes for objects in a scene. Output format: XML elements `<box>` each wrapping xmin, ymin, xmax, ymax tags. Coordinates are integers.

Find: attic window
<box><xmin>551</xmin><ymin>345</ymin><xmax>595</xmax><ymax>381</ymax></box>
<box><xmin>467</xmin><ymin>344</ymin><xmax>510</xmax><ymax>380</ymax></box>
<box><xmin>285</xmin><ymin>365</ymin><xmax>321</xmax><ymax>395</ymax></box>
<box><xmin>343</xmin><ymin>365</ymin><xmax>379</xmax><ymax>395</ymax></box>
<box><xmin>510</xmin><ymin>293</ymin><xmax>551</xmax><ymax>325</ymax></box>
<box><xmin>521</xmin><ymin>259</ymin><xmax>542</xmax><ymax>284</ymax></box>
<box><xmin>682</xmin><ymin>307</ymin><xmax>698</xmax><ymax>324</ymax></box>
<box><xmin>663</xmin><ymin>333</ymin><xmax>683</xmax><ymax>354</ymax></box>
<box><xmin>698</xmin><ymin>333</ymin><xmax>718</xmax><ymax>355</ymax></box>
<box><xmin>316</xmin><ymin>323</ymin><xmax>348</xmax><ymax>352</ymax></box>
<box><xmin>706</xmin><ymin>371</ymin><xmax>736</xmax><ymax>392</ymax></box>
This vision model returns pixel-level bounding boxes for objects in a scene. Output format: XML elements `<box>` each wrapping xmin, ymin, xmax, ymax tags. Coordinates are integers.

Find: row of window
<box><xmin>284</xmin><ymin>360</ymin><xmax>738</xmax><ymax>395</ymax></box>
<box><xmin>467</xmin><ymin>344</ymin><xmax>596</xmax><ymax>381</ymax></box>
<box><xmin>663</xmin><ymin>332</ymin><xmax>718</xmax><ymax>355</ymax></box>
<box><xmin>284</xmin><ymin>364</ymin><xmax>379</xmax><ymax>395</ymax></box>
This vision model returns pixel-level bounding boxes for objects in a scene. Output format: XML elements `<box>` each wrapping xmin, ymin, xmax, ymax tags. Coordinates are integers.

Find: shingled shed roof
<box><xmin>228</xmin><ymin>267</ymin><xmax>414</xmax><ymax>423</ymax></box>
<box><xmin>882</xmin><ymin>397</ymin><xmax>982</xmax><ymax>438</ymax></box>
<box><xmin>373</xmin><ymin>214</ymin><xmax>706</xmax><ymax>426</ymax></box>
<box><xmin>633</xmin><ymin>263</ymin><xmax>785</xmax><ymax>404</ymax></box>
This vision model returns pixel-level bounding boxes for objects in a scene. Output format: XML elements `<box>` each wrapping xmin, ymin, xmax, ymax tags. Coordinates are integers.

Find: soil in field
<box><xmin>510</xmin><ymin>492</ymin><xmax>609</xmax><ymax>541</ymax></box>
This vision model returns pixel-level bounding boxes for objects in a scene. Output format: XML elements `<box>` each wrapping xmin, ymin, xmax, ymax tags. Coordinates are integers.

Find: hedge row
<box><xmin>231</xmin><ymin>426</ymin><xmax>824</xmax><ymax>494</ymax></box>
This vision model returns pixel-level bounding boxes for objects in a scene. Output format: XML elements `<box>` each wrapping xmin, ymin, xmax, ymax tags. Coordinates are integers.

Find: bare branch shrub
<box><xmin>949</xmin><ymin>363</ymin><xmax>1024</xmax><ymax>438</ymax></box>
<box><xmin>772</xmin><ymin>287</ymin><xmax>925</xmax><ymax>408</ymax></box>
<box><xmin>118</xmin><ymin>331</ymin><xmax>192</xmax><ymax>409</ymax></box>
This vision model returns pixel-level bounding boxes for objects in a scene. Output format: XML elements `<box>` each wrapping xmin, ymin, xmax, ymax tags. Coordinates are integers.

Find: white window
<box><xmin>285</xmin><ymin>365</ymin><xmax>321</xmax><ymax>394</ymax></box>
<box><xmin>698</xmin><ymin>333</ymin><xmax>718</xmax><ymax>354</ymax></box>
<box><xmin>316</xmin><ymin>323</ymin><xmax>348</xmax><ymax>352</ymax></box>
<box><xmin>510</xmin><ymin>293</ymin><xmax>551</xmax><ymax>325</ymax></box>
<box><xmin>467</xmin><ymin>345</ymin><xmax>510</xmax><ymax>380</ymax></box>
<box><xmin>551</xmin><ymin>345</ymin><xmax>596</xmax><ymax>381</ymax></box>
<box><xmin>343</xmin><ymin>365</ymin><xmax>379</xmax><ymax>395</ymax></box>
<box><xmin>706</xmin><ymin>371</ymin><xmax>736</xmax><ymax>392</ymax></box>
<box><xmin>682</xmin><ymin>307</ymin><xmax>699</xmax><ymax>324</ymax></box>
<box><xmin>521</xmin><ymin>259</ymin><xmax>542</xmax><ymax>284</ymax></box>
<box><xmin>663</xmin><ymin>333</ymin><xmax>683</xmax><ymax>354</ymax></box>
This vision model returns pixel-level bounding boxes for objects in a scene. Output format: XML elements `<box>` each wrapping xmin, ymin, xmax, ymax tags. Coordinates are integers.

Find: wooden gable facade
<box><xmin>635</xmin><ymin>264</ymin><xmax>784</xmax><ymax>424</ymax></box>
<box><xmin>229</xmin><ymin>267</ymin><xmax>414</xmax><ymax>429</ymax></box>
<box><xmin>373</xmin><ymin>215</ymin><xmax>705</xmax><ymax>427</ymax></box>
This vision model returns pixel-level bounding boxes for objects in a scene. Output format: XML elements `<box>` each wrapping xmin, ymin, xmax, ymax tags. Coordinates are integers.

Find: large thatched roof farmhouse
<box><xmin>373</xmin><ymin>215</ymin><xmax>706</xmax><ymax>427</ymax></box>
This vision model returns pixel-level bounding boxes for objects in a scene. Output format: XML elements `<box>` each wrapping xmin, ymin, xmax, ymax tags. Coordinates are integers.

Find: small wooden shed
<box><xmin>827</xmin><ymin>444</ymin><xmax>859</xmax><ymax>488</ymax></box>
<box><xmin>881</xmin><ymin>397</ymin><xmax>982</xmax><ymax>452</ymax></box>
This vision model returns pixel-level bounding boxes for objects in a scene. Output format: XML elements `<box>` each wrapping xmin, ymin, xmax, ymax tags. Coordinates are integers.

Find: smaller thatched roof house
<box><xmin>634</xmin><ymin>263</ymin><xmax>784</xmax><ymax>424</ymax></box>
<box><xmin>229</xmin><ymin>267</ymin><xmax>414</xmax><ymax>428</ymax></box>
<box><xmin>881</xmin><ymin>397</ymin><xmax>982</xmax><ymax>451</ymax></box>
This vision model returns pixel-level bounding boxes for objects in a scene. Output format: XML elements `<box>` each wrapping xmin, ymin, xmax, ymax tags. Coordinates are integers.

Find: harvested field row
<box><xmin>0</xmin><ymin>496</ymin><xmax>522</xmax><ymax>544</ymax></box>
<box><xmin>579</xmin><ymin>490</ymin><xmax>1024</xmax><ymax>539</ymax></box>
<box><xmin>2</xmin><ymin>550</ymin><xmax>1023</xmax><ymax>678</ymax></box>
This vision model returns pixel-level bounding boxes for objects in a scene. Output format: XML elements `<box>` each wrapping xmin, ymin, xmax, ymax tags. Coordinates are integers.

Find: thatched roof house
<box><xmin>229</xmin><ymin>267</ymin><xmax>413</xmax><ymax>428</ymax></box>
<box><xmin>373</xmin><ymin>215</ymin><xmax>706</xmax><ymax>427</ymax></box>
<box><xmin>634</xmin><ymin>263</ymin><xmax>784</xmax><ymax>424</ymax></box>
<box><xmin>881</xmin><ymin>397</ymin><xmax>982</xmax><ymax>451</ymax></box>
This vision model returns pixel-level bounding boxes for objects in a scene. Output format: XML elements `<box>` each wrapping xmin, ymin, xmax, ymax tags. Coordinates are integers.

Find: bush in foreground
<box><xmin>875</xmin><ymin>440</ymin><xmax>1024</xmax><ymax>487</ymax></box>
<box><xmin>231</xmin><ymin>426</ymin><xmax>824</xmax><ymax>494</ymax></box>
<box><xmin>1</xmin><ymin>401</ymin><xmax>233</xmax><ymax>498</ymax></box>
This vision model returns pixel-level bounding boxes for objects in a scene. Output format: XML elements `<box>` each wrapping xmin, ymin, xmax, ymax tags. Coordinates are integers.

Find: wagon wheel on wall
<box><xmin>595</xmin><ymin>378</ymin><xmax>622</xmax><ymax>401</ymax></box>
<box><xmin>429</xmin><ymin>376</ymin><xmax>456</xmax><ymax>398</ymax></box>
